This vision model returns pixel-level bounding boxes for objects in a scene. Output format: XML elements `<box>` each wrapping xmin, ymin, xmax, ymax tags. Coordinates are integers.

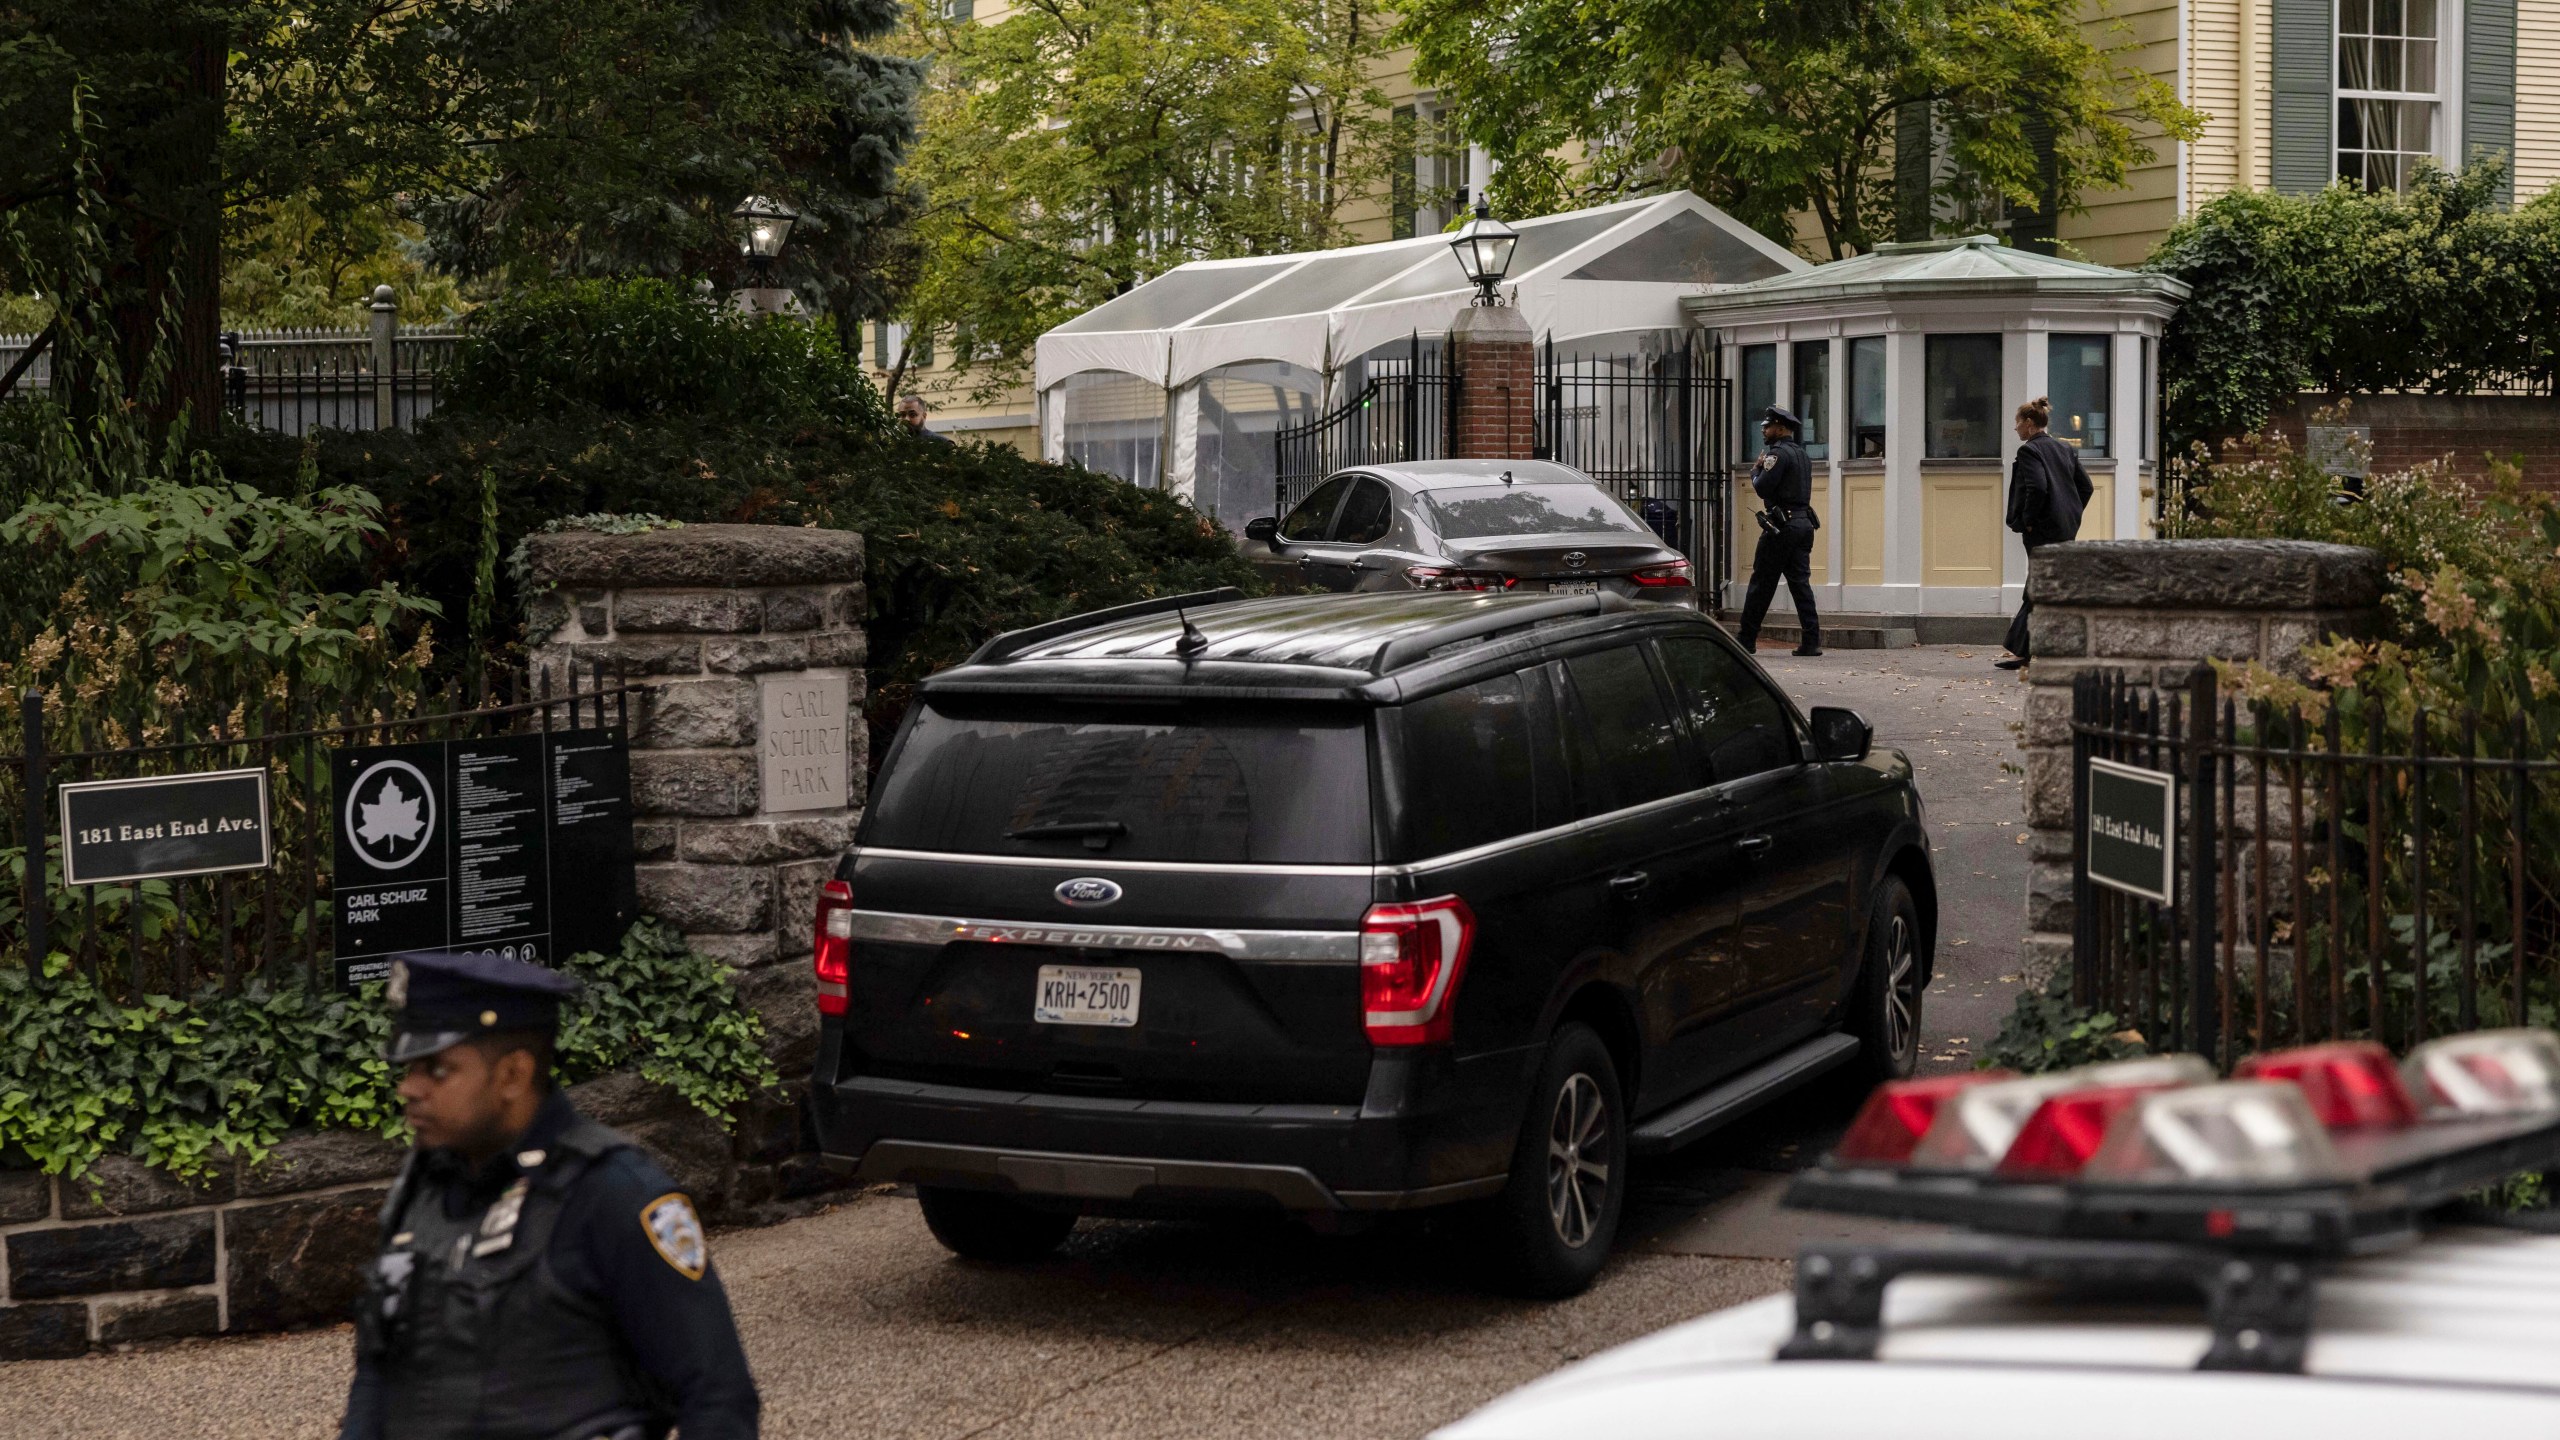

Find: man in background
<box><xmin>897</xmin><ymin>393</ymin><xmax>954</xmax><ymax>444</ymax></box>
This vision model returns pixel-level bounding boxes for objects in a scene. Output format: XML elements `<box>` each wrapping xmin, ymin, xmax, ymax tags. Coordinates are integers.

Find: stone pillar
<box><xmin>522</xmin><ymin>523</ymin><xmax>865</xmax><ymax>1070</ymax></box>
<box><xmin>2015</xmin><ymin>539</ymin><xmax>2383</xmax><ymax>980</ymax></box>
<box><xmin>1451</xmin><ymin>302</ymin><xmax>1536</xmax><ymax>460</ymax></box>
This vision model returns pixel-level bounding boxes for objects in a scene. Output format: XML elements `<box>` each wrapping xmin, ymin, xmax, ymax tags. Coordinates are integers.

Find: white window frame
<box><xmin>2333</xmin><ymin>0</ymin><xmax>2465</xmax><ymax>190</ymax></box>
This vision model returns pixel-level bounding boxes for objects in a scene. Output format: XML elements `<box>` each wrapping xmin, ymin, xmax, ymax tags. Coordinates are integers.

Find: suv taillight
<box><xmin>1630</xmin><ymin>559</ymin><xmax>1692</xmax><ymax>588</ymax></box>
<box><xmin>1361</xmin><ymin>895</ymin><xmax>1474</xmax><ymax>1046</ymax></box>
<box><xmin>813</xmin><ymin>878</ymin><xmax>854</xmax><ymax>1016</ymax></box>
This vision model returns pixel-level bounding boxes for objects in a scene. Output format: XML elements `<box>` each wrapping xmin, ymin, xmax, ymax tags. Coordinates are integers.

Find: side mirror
<box><xmin>1243</xmin><ymin>516</ymin><xmax>1281</xmax><ymax>547</ymax></box>
<box><xmin>1808</xmin><ymin>706</ymin><xmax>1872</xmax><ymax>764</ymax></box>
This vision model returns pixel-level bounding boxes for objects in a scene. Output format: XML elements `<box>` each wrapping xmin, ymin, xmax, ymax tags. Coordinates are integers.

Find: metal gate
<box><xmin>1538</xmin><ymin>334</ymin><xmax>1733</xmax><ymax>610</ymax></box>
<box><xmin>1268</xmin><ymin>329</ymin><xmax>1733</xmax><ymax>608</ymax></box>
<box><xmin>1272</xmin><ymin>333</ymin><xmax>1455</xmax><ymax>517</ymax></box>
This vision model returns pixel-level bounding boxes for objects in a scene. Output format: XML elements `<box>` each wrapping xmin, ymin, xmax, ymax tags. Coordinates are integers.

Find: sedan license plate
<box><xmin>1548</xmin><ymin>580</ymin><xmax>1602</xmax><ymax>595</ymax></box>
<box><xmin>1034</xmin><ymin>965</ymin><xmax>1141</xmax><ymax>1027</ymax></box>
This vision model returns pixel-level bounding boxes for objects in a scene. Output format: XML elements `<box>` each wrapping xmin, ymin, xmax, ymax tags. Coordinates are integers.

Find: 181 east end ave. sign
<box><xmin>60</xmin><ymin>768</ymin><xmax>273</xmax><ymax>886</ymax></box>
<box><xmin>2086</xmin><ymin>757</ymin><xmax>2176</xmax><ymax>905</ymax></box>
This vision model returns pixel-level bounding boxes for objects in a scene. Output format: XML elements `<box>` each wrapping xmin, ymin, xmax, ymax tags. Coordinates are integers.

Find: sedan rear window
<box><xmin>1423</xmin><ymin>484</ymin><xmax>1649</xmax><ymax>540</ymax></box>
<box><xmin>866</xmin><ymin>702</ymin><xmax>1372</xmax><ymax>863</ymax></box>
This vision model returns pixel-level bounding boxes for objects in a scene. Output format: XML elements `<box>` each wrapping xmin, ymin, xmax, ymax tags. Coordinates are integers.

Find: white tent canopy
<box><xmin>1036</xmin><ymin>190</ymin><xmax>1807</xmax><ymax>394</ymax></box>
<box><xmin>1034</xmin><ymin>191</ymin><xmax>1809</xmax><ymax>522</ymax></box>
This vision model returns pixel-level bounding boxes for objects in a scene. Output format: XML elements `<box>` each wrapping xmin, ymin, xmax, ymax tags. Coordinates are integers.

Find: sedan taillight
<box><xmin>1405</xmin><ymin>566</ymin><xmax>1515</xmax><ymax>592</ymax></box>
<box><xmin>1630</xmin><ymin>559</ymin><xmax>1693</xmax><ymax>588</ymax></box>
<box><xmin>813</xmin><ymin>878</ymin><xmax>854</xmax><ymax>1016</ymax></box>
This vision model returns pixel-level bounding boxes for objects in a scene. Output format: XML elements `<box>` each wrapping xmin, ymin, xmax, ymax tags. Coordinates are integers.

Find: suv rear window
<box><xmin>866</xmin><ymin>701</ymin><xmax>1373</xmax><ymax>863</ymax></box>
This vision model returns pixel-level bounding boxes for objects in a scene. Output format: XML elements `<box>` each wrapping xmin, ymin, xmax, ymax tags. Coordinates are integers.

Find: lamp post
<box><xmin>1447</xmin><ymin>200</ymin><xmax>1519</xmax><ymax>307</ymax></box>
<box><xmin>733</xmin><ymin>194</ymin><xmax>799</xmax><ymax>282</ymax></box>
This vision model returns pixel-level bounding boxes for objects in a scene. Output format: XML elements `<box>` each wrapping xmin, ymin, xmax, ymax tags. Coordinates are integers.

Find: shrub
<box><xmin>0</xmin><ymin>918</ymin><xmax>773</xmax><ymax>1182</ymax></box>
<box><xmin>438</xmin><ymin>277</ymin><xmax>893</xmax><ymax>432</ymax></box>
<box><xmin>1979</xmin><ymin>965</ymin><xmax>2150</xmax><ymax>1074</ymax></box>
<box><xmin>2146</xmin><ymin>160</ymin><xmax>2560</xmax><ymax>453</ymax></box>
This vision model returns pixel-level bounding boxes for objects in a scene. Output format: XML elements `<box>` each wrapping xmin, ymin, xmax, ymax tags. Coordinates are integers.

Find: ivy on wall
<box><xmin>2146</xmin><ymin>160</ymin><xmax>2560</xmax><ymax>455</ymax></box>
<box><xmin>0</xmin><ymin>918</ymin><xmax>778</xmax><ymax>1182</ymax></box>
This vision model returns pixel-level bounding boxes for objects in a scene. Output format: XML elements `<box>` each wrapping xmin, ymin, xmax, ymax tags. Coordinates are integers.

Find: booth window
<box><xmin>2048</xmin><ymin>335</ymin><xmax>2111</xmax><ymax>455</ymax></box>
<box><xmin>1924</xmin><ymin>335</ymin><xmax>2002</xmax><ymax>459</ymax></box>
<box><xmin>1740</xmin><ymin>344</ymin><xmax>1776</xmax><ymax>454</ymax></box>
<box><xmin>2140</xmin><ymin>337</ymin><xmax>2154</xmax><ymax>461</ymax></box>
<box><xmin>1849</xmin><ymin>337</ymin><xmax>1886</xmax><ymax>459</ymax></box>
<box><xmin>1791</xmin><ymin>340</ymin><xmax>1831</xmax><ymax>461</ymax></box>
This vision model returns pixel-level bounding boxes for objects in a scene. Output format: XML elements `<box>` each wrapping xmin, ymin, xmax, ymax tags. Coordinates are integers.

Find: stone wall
<box><xmin>522</xmin><ymin>523</ymin><xmax>867</xmax><ymax>1078</ymax></box>
<box><xmin>2014</xmin><ymin>539</ymin><xmax>2386</xmax><ymax>980</ymax></box>
<box><xmin>0</xmin><ymin>1073</ymin><xmax>807</xmax><ymax>1360</ymax></box>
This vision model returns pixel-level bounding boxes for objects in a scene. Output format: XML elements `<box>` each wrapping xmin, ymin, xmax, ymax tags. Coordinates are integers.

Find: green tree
<box><xmin>1394</xmin><ymin>0</ymin><xmax>2201</xmax><ymax>260</ymax></box>
<box><xmin>892</xmin><ymin>0</ymin><xmax>1399</xmax><ymax>400</ymax></box>
<box><xmin>0</xmin><ymin>1</ymin><xmax>922</xmax><ymax>426</ymax></box>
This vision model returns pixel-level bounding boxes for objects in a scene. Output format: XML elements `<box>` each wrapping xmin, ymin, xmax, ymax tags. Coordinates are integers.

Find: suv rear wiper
<box><xmin>1006</xmin><ymin>819</ymin><xmax>1128</xmax><ymax>851</ymax></box>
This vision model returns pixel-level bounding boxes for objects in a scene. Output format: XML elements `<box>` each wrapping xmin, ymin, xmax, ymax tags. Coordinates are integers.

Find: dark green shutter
<box><xmin>1895</xmin><ymin>101</ymin><xmax>1933</xmax><ymax>242</ymax></box>
<box><xmin>1391</xmin><ymin>105</ymin><xmax>1417</xmax><ymax>239</ymax></box>
<box><xmin>2271</xmin><ymin>0</ymin><xmax>2334</xmax><ymax>193</ymax></box>
<box><xmin>2011</xmin><ymin>118</ymin><xmax>2060</xmax><ymax>254</ymax></box>
<box><xmin>2465</xmin><ymin>0</ymin><xmax>2518</xmax><ymax>205</ymax></box>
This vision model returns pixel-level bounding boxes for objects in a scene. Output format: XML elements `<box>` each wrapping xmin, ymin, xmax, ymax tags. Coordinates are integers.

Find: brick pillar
<box><xmin>2014</xmin><ymin>539</ymin><xmax>2382</xmax><ymax>980</ymax></box>
<box><xmin>1451</xmin><ymin>301</ymin><xmax>1536</xmax><ymax>460</ymax></box>
<box><xmin>521</xmin><ymin>523</ymin><xmax>866</xmax><ymax>1074</ymax></box>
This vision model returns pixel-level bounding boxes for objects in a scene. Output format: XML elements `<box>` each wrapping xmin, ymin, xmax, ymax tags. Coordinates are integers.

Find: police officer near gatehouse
<box><xmin>339</xmin><ymin>951</ymin><xmax>760</xmax><ymax>1440</ymax></box>
<box><xmin>1733</xmin><ymin>405</ymin><xmax>1822</xmax><ymax>657</ymax></box>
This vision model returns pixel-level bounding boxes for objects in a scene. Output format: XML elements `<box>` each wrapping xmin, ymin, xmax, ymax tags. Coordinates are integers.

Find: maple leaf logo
<box><xmin>358</xmin><ymin>778</ymin><xmax>425</xmax><ymax>848</ymax></box>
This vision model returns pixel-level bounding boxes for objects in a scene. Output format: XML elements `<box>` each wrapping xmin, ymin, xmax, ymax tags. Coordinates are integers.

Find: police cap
<box><xmin>1761</xmin><ymin>405</ymin><xmax>1803</xmax><ymax>434</ymax></box>
<box><xmin>385</xmin><ymin>950</ymin><xmax>580</xmax><ymax>1063</ymax></box>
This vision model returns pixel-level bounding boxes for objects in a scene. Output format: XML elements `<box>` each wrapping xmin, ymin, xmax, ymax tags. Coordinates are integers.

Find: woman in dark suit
<box><xmin>1996</xmin><ymin>396</ymin><xmax>2092</xmax><ymax>671</ymax></box>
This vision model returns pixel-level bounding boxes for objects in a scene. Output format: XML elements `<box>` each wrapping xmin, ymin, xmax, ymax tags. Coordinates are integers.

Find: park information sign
<box><xmin>59</xmin><ymin>768</ymin><xmax>272</xmax><ymax>886</ymax></box>
<box><xmin>331</xmin><ymin>729</ymin><xmax>637</xmax><ymax>987</ymax></box>
<box><xmin>2086</xmin><ymin>757</ymin><xmax>2176</xmax><ymax>904</ymax></box>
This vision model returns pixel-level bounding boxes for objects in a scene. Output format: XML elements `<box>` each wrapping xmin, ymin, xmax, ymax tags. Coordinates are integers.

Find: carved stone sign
<box><xmin>759</xmin><ymin>673</ymin><xmax>849</xmax><ymax>814</ymax></box>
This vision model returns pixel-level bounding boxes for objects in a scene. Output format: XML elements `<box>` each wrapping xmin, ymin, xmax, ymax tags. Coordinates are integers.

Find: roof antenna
<box><xmin>1500</xmin><ymin>469</ymin><xmax>1515</xmax><ymax>485</ymax></box>
<box><xmin>1173</xmin><ymin>608</ymin><xmax>1210</xmax><ymax>659</ymax></box>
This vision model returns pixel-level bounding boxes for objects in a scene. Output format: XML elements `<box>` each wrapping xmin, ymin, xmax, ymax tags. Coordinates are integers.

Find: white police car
<box><xmin>1436</xmin><ymin>1030</ymin><xmax>2560</xmax><ymax>1439</ymax></box>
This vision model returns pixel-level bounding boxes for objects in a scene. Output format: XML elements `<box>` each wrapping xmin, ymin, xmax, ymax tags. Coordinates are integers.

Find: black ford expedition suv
<box><xmin>810</xmin><ymin>589</ymin><xmax>1936</xmax><ymax>1296</ymax></box>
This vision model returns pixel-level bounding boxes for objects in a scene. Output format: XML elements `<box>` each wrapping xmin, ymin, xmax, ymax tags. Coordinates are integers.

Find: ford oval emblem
<box><xmin>1562</xmin><ymin>550</ymin><xmax>1588</xmax><ymax>569</ymax></box>
<box><xmin>1055</xmin><ymin>877</ymin><xmax>1123</xmax><ymax>908</ymax></box>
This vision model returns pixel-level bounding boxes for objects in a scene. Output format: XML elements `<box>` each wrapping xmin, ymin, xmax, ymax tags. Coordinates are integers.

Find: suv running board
<box><xmin>1628</xmin><ymin>1033</ymin><xmax>1862</xmax><ymax>1156</ymax></box>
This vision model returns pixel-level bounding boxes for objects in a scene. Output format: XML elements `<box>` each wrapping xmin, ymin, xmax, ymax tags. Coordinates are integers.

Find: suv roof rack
<box><xmin>966</xmin><ymin>587</ymin><xmax>1246</xmax><ymax>666</ymax></box>
<box><xmin>1368</xmin><ymin>592</ymin><xmax>1636</xmax><ymax>675</ymax></box>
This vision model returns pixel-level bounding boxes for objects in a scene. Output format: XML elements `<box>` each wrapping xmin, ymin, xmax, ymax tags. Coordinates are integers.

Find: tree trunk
<box><xmin>82</xmin><ymin>22</ymin><xmax>226</xmax><ymax>437</ymax></box>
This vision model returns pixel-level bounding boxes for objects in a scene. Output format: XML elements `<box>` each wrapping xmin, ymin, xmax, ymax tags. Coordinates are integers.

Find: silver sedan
<box><xmin>1242</xmin><ymin>459</ymin><xmax>1699</xmax><ymax>607</ymax></box>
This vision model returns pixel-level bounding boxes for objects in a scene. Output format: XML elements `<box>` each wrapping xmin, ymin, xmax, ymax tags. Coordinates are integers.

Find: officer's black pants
<box><xmin>1736</xmin><ymin>521</ymin><xmax>1819</xmax><ymax>650</ymax></box>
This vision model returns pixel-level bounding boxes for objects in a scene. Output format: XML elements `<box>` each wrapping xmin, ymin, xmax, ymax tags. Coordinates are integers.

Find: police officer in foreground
<box><xmin>340</xmin><ymin>952</ymin><xmax>760</xmax><ymax>1440</ymax></box>
<box><xmin>1733</xmin><ymin>405</ymin><xmax>1822</xmax><ymax>657</ymax></box>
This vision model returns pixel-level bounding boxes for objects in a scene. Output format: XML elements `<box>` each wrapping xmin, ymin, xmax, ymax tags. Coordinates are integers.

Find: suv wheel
<box><xmin>915</xmin><ymin>1186</ymin><xmax>1079</xmax><ymax>1262</ymax></box>
<box><xmin>1848</xmin><ymin>877</ymin><xmax>1925</xmax><ymax>1084</ymax></box>
<box><xmin>1481</xmin><ymin>1022</ymin><xmax>1626</xmax><ymax>1299</ymax></box>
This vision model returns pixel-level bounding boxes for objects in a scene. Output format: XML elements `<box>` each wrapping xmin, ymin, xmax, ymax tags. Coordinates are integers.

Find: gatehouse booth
<box><xmin>1032</xmin><ymin>191</ymin><xmax>1807</xmax><ymax>530</ymax></box>
<box><xmin>1681</xmin><ymin>235</ymin><xmax>2188</xmax><ymax>633</ymax></box>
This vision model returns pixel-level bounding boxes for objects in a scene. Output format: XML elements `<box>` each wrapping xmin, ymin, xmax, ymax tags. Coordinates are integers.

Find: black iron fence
<box><xmin>1273</xmin><ymin>333</ymin><xmax>1456</xmax><ymax>517</ymax></box>
<box><xmin>2</xmin><ymin>665</ymin><xmax>646</xmax><ymax>998</ymax></box>
<box><xmin>2072</xmin><ymin>666</ymin><xmax>2557</xmax><ymax>1065</ymax></box>
<box><xmin>0</xmin><ymin>309</ymin><xmax>458</xmax><ymax>436</ymax></box>
<box><xmin>1270</xmin><ymin>329</ymin><xmax>1735</xmax><ymax>606</ymax></box>
<box><xmin>1539</xmin><ymin>335</ymin><xmax>1732</xmax><ymax>609</ymax></box>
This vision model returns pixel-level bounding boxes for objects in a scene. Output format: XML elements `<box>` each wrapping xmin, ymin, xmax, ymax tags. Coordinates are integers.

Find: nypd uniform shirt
<box><xmin>338</xmin><ymin>1092</ymin><xmax>760</xmax><ymax>1440</ymax></box>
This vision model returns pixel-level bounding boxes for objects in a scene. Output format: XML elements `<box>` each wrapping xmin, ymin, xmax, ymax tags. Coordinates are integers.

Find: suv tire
<box><xmin>915</xmin><ymin>1186</ymin><xmax>1079</xmax><ymax>1262</ymax></box>
<box><xmin>1848</xmin><ymin>876</ymin><xmax>1924</xmax><ymax>1085</ymax></box>
<box><xmin>1481</xmin><ymin>1022</ymin><xmax>1626</xmax><ymax>1299</ymax></box>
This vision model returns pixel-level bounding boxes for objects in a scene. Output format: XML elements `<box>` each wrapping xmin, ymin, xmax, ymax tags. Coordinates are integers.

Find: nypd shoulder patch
<box><xmin>641</xmin><ymin>1192</ymin><xmax>708</xmax><ymax>1281</ymax></box>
